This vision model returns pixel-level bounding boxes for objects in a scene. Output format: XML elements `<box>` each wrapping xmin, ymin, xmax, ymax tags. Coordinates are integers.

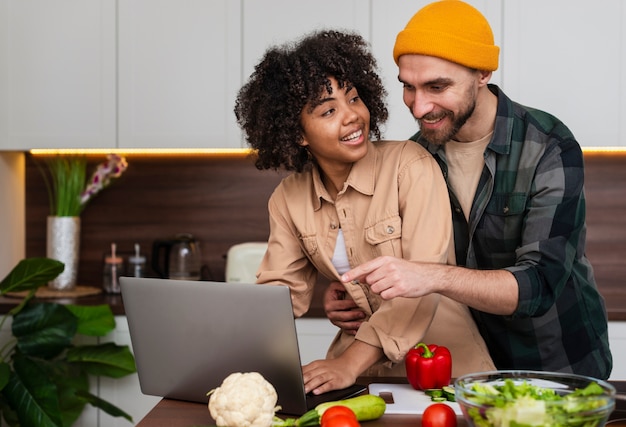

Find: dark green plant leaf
<box><xmin>74</xmin><ymin>389</ymin><xmax>133</xmax><ymax>422</ymax></box>
<box><xmin>66</xmin><ymin>343</ymin><xmax>136</xmax><ymax>378</ymax></box>
<box><xmin>3</xmin><ymin>354</ymin><xmax>62</xmax><ymax>427</ymax></box>
<box><xmin>65</xmin><ymin>304</ymin><xmax>115</xmax><ymax>336</ymax></box>
<box><xmin>0</xmin><ymin>362</ymin><xmax>10</xmax><ymax>391</ymax></box>
<box><xmin>40</xmin><ymin>360</ymin><xmax>90</xmax><ymax>427</ymax></box>
<box><xmin>0</xmin><ymin>258</ymin><xmax>64</xmax><ymax>294</ymax></box>
<box><xmin>12</xmin><ymin>303</ymin><xmax>77</xmax><ymax>359</ymax></box>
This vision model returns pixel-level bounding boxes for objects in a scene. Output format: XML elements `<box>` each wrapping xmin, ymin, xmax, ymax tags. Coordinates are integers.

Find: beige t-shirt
<box><xmin>445</xmin><ymin>132</ymin><xmax>492</xmax><ymax>221</ymax></box>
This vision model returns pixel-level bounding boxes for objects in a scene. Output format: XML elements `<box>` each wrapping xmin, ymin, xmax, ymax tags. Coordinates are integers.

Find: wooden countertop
<box><xmin>0</xmin><ymin>292</ymin><xmax>127</xmax><ymax>315</ymax></box>
<box><xmin>0</xmin><ymin>282</ymin><xmax>625</xmax><ymax>321</ymax></box>
<box><xmin>136</xmin><ymin>398</ymin><xmax>468</xmax><ymax>427</ymax></box>
<box><xmin>136</xmin><ymin>379</ymin><xmax>626</xmax><ymax>427</ymax></box>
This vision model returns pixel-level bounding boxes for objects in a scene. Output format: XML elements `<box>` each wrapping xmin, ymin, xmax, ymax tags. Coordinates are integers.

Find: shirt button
<box><xmin>330</xmin><ymin>224</ymin><xmax>338</xmax><ymax>229</ymax></box>
<box><xmin>455</xmin><ymin>207</ymin><xmax>462</xmax><ymax>213</ymax></box>
<box><xmin>386</xmin><ymin>226</ymin><xmax>394</xmax><ymax>234</ymax></box>
<box><xmin>503</xmin><ymin>206</ymin><xmax>509</xmax><ymax>214</ymax></box>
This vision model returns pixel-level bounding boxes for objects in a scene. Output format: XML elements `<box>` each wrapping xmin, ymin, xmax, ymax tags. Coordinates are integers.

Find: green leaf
<box><xmin>41</xmin><ymin>360</ymin><xmax>90</xmax><ymax>427</ymax></box>
<box><xmin>43</xmin><ymin>155</ymin><xmax>87</xmax><ymax>217</ymax></box>
<box><xmin>66</xmin><ymin>343</ymin><xmax>136</xmax><ymax>378</ymax></box>
<box><xmin>3</xmin><ymin>354</ymin><xmax>63</xmax><ymax>427</ymax></box>
<box><xmin>74</xmin><ymin>389</ymin><xmax>133</xmax><ymax>422</ymax></box>
<box><xmin>12</xmin><ymin>303</ymin><xmax>77</xmax><ymax>359</ymax></box>
<box><xmin>65</xmin><ymin>304</ymin><xmax>116</xmax><ymax>336</ymax></box>
<box><xmin>0</xmin><ymin>362</ymin><xmax>10</xmax><ymax>391</ymax></box>
<box><xmin>0</xmin><ymin>258</ymin><xmax>64</xmax><ymax>295</ymax></box>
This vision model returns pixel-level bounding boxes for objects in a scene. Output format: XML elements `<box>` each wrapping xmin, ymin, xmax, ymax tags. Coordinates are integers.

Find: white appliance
<box><xmin>225</xmin><ymin>242</ymin><xmax>268</xmax><ymax>283</ymax></box>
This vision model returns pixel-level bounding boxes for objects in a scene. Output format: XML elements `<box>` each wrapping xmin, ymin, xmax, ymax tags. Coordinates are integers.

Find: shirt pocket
<box><xmin>300</xmin><ymin>233</ymin><xmax>318</xmax><ymax>257</ymax></box>
<box><xmin>477</xmin><ymin>193</ymin><xmax>527</xmax><ymax>257</ymax></box>
<box><xmin>364</xmin><ymin>215</ymin><xmax>402</xmax><ymax>257</ymax></box>
<box><xmin>484</xmin><ymin>193</ymin><xmax>527</xmax><ymax>217</ymax></box>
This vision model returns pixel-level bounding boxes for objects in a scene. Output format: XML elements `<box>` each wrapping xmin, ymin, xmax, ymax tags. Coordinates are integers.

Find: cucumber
<box><xmin>423</xmin><ymin>386</ymin><xmax>456</xmax><ymax>402</ymax></box>
<box><xmin>442</xmin><ymin>386</ymin><xmax>456</xmax><ymax>402</ymax></box>
<box><xmin>294</xmin><ymin>394</ymin><xmax>386</xmax><ymax>426</ymax></box>
<box><xmin>424</xmin><ymin>389</ymin><xmax>443</xmax><ymax>398</ymax></box>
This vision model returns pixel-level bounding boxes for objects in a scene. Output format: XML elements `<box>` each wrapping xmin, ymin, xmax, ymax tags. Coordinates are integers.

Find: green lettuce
<box><xmin>464</xmin><ymin>379</ymin><xmax>611</xmax><ymax>427</ymax></box>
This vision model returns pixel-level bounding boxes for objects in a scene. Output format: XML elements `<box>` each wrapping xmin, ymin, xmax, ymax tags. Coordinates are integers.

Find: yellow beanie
<box><xmin>393</xmin><ymin>0</ymin><xmax>500</xmax><ymax>71</ymax></box>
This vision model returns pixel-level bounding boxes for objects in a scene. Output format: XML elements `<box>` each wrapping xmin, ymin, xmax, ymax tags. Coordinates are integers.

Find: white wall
<box><xmin>0</xmin><ymin>153</ymin><xmax>25</xmax><ymax>280</ymax></box>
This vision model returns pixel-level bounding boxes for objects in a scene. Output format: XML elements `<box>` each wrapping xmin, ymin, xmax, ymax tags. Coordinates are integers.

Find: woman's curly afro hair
<box><xmin>234</xmin><ymin>30</ymin><xmax>388</xmax><ymax>172</ymax></box>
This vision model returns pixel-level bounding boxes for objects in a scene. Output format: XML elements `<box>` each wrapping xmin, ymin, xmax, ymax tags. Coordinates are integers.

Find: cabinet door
<box><xmin>242</xmin><ymin>0</ymin><xmax>370</xmax><ymax>81</ymax></box>
<box><xmin>502</xmin><ymin>0</ymin><xmax>624</xmax><ymax>147</ymax></box>
<box><xmin>118</xmin><ymin>0</ymin><xmax>242</xmax><ymax>149</ymax></box>
<box><xmin>0</xmin><ymin>0</ymin><xmax>116</xmax><ymax>149</ymax></box>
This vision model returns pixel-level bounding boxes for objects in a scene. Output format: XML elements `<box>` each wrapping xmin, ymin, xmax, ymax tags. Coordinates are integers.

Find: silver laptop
<box><xmin>120</xmin><ymin>276</ymin><xmax>365</xmax><ymax>415</ymax></box>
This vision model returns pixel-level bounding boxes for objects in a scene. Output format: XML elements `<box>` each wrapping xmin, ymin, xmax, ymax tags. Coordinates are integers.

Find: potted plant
<box><xmin>0</xmin><ymin>257</ymin><xmax>137</xmax><ymax>426</ymax></box>
<box><xmin>38</xmin><ymin>154</ymin><xmax>128</xmax><ymax>290</ymax></box>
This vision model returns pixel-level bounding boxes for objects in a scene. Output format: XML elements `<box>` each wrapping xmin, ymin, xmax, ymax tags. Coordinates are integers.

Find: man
<box><xmin>325</xmin><ymin>0</ymin><xmax>612</xmax><ymax>379</ymax></box>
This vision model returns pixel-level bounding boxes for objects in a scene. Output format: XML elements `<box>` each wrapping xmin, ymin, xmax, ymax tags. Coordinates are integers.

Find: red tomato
<box><xmin>321</xmin><ymin>413</ymin><xmax>360</xmax><ymax>427</ymax></box>
<box><xmin>321</xmin><ymin>406</ymin><xmax>359</xmax><ymax>427</ymax></box>
<box><xmin>421</xmin><ymin>403</ymin><xmax>457</xmax><ymax>427</ymax></box>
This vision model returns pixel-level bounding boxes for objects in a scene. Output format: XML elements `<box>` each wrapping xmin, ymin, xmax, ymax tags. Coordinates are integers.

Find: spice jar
<box><xmin>127</xmin><ymin>243</ymin><xmax>146</xmax><ymax>278</ymax></box>
<box><xmin>103</xmin><ymin>243</ymin><xmax>124</xmax><ymax>294</ymax></box>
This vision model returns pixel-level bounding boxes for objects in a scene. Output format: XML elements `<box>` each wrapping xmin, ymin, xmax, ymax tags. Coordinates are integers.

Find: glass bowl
<box><xmin>454</xmin><ymin>370</ymin><xmax>616</xmax><ymax>427</ymax></box>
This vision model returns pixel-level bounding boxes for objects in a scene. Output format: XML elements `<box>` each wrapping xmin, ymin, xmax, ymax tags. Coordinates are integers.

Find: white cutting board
<box><xmin>368</xmin><ymin>383</ymin><xmax>462</xmax><ymax>415</ymax></box>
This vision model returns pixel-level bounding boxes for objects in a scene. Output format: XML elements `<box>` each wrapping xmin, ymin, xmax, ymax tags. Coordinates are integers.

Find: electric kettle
<box><xmin>151</xmin><ymin>233</ymin><xmax>202</xmax><ymax>280</ymax></box>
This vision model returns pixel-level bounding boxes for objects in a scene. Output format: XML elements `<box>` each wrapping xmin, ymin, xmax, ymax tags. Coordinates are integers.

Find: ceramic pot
<box><xmin>46</xmin><ymin>216</ymin><xmax>81</xmax><ymax>290</ymax></box>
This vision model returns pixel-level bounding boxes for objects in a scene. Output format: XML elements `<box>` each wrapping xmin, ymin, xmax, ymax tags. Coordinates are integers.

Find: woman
<box><xmin>234</xmin><ymin>30</ymin><xmax>494</xmax><ymax>395</ymax></box>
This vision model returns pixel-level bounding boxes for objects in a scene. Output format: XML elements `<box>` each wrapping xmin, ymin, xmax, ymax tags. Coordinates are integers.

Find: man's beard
<box><xmin>417</xmin><ymin>96</ymin><xmax>476</xmax><ymax>146</ymax></box>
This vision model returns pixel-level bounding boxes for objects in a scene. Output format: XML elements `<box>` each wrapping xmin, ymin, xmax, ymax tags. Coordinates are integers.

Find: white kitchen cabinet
<box><xmin>241</xmin><ymin>0</ymin><xmax>370</xmax><ymax>81</ymax></box>
<box><xmin>0</xmin><ymin>0</ymin><xmax>243</xmax><ymax>150</ymax></box>
<box><xmin>501</xmin><ymin>1</ymin><xmax>625</xmax><ymax>147</ymax></box>
<box><xmin>2</xmin><ymin>1</ymin><xmax>626</xmax><ymax>150</ymax></box>
<box><xmin>0</xmin><ymin>0</ymin><xmax>116</xmax><ymax>149</ymax></box>
<box><xmin>118</xmin><ymin>0</ymin><xmax>242</xmax><ymax>149</ymax></box>
<box><xmin>371</xmin><ymin>0</ymin><xmax>626</xmax><ymax>148</ymax></box>
<box><xmin>609</xmin><ymin>321</ymin><xmax>626</xmax><ymax>380</ymax></box>
<box><xmin>97</xmin><ymin>316</ymin><xmax>160</xmax><ymax>427</ymax></box>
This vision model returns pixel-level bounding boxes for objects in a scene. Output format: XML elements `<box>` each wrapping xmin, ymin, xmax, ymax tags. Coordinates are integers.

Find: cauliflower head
<box><xmin>208</xmin><ymin>372</ymin><xmax>279</xmax><ymax>427</ymax></box>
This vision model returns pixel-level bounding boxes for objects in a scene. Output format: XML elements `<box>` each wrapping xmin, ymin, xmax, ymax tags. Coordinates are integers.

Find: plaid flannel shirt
<box><xmin>412</xmin><ymin>85</ymin><xmax>612</xmax><ymax>379</ymax></box>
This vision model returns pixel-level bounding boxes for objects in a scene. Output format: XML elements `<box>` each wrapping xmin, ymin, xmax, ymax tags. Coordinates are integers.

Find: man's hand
<box><xmin>341</xmin><ymin>256</ymin><xmax>435</xmax><ymax>299</ymax></box>
<box><xmin>340</xmin><ymin>256</ymin><xmax>519</xmax><ymax>315</ymax></box>
<box><xmin>323</xmin><ymin>281</ymin><xmax>365</xmax><ymax>335</ymax></box>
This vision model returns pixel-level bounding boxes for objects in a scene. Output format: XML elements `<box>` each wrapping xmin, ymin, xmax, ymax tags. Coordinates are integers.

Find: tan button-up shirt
<box><xmin>257</xmin><ymin>140</ymin><xmax>494</xmax><ymax>376</ymax></box>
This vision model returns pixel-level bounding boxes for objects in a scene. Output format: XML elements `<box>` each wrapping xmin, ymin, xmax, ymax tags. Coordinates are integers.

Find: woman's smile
<box><xmin>341</xmin><ymin>128</ymin><xmax>365</xmax><ymax>145</ymax></box>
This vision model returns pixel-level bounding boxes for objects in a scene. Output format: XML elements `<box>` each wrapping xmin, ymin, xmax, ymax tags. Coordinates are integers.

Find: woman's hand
<box><xmin>302</xmin><ymin>341</ymin><xmax>382</xmax><ymax>395</ymax></box>
<box><xmin>302</xmin><ymin>358</ymin><xmax>359</xmax><ymax>395</ymax></box>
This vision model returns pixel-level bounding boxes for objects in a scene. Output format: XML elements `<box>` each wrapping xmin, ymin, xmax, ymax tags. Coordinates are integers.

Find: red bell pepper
<box><xmin>405</xmin><ymin>342</ymin><xmax>452</xmax><ymax>390</ymax></box>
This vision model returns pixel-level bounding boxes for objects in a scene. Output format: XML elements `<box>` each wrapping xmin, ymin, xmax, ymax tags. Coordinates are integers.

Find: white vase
<box><xmin>46</xmin><ymin>216</ymin><xmax>81</xmax><ymax>291</ymax></box>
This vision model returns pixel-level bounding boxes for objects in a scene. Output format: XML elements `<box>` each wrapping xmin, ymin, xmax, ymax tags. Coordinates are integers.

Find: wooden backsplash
<box><xmin>24</xmin><ymin>151</ymin><xmax>626</xmax><ymax>318</ymax></box>
<box><xmin>25</xmin><ymin>153</ymin><xmax>289</xmax><ymax>286</ymax></box>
